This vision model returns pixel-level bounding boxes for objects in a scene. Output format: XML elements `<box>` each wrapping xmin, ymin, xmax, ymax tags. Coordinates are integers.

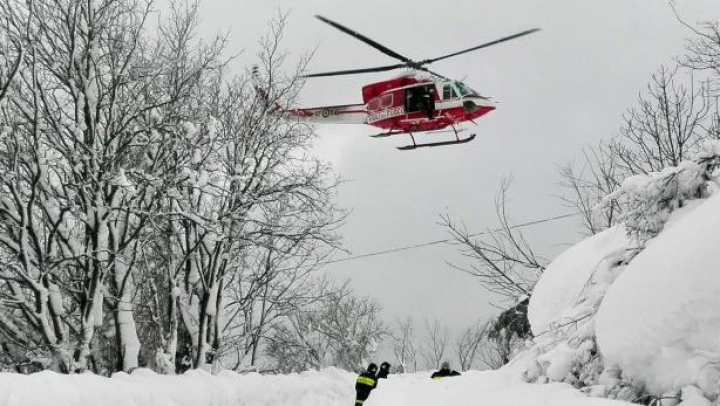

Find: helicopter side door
<box><xmin>405</xmin><ymin>84</ymin><xmax>436</xmax><ymax>119</ymax></box>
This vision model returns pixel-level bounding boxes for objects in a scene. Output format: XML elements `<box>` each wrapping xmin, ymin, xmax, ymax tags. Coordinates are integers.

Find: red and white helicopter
<box><xmin>283</xmin><ymin>16</ymin><xmax>539</xmax><ymax>150</ymax></box>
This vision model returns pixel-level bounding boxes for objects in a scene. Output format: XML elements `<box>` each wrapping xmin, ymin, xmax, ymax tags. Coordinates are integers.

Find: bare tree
<box><xmin>558</xmin><ymin>142</ymin><xmax>623</xmax><ymax>235</ymax></box>
<box><xmin>157</xmin><ymin>13</ymin><xmax>342</xmax><ymax>370</ymax></box>
<box><xmin>419</xmin><ymin>318</ymin><xmax>448</xmax><ymax>370</ymax></box>
<box><xmin>611</xmin><ymin>66</ymin><xmax>712</xmax><ymax>174</ymax></box>
<box><xmin>683</xmin><ymin>19</ymin><xmax>720</xmax><ymax>80</ymax></box>
<box><xmin>0</xmin><ymin>0</ymin><xmax>31</xmax><ymax>102</ymax></box>
<box><xmin>265</xmin><ymin>282</ymin><xmax>386</xmax><ymax>373</ymax></box>
<box><xmin>442</xmin><ymin>179</ymin><xmax>546</xmax><ymax>304</ymax></box>
<box><xmin>559</xmin><ymin>65</ymin><xmax>717</xmax><ymax>236</ymax></box>
<box><xmin>0</xmin><ymin>0</ymin><xmax>227</xmax><ymax>373</ymax></box>
<box><xmin>391</xmin><ymin>317</ymin><xmax>418</xmax><ymax>373</ymax></box>
<box><xmin>264</xmin><ymin>304</ymin><xmax>333</xmax><ymax>373</ymax></box>
<box><xmin>220</xmin><ymin>239</ymin><xmax>335</xmax><ymax>370</ymax></box>
<box><xmin>454</xmin><ymin>319</ymin><xmax>490</xmax><ymax>371</ymax></box>
<box><xmin>476</xmin><ymin>334</ymin><xmax>512</xmax><ymax>370</ymax></box>
<box><xmin>0</xmin><ymin>0</ymin><xmax>344</xmax><ymax>376</ymax></box>
<box><xmin>681</xmin><ymin>17</ymin><xmax>720</xmax><ymax>141</ymax></box>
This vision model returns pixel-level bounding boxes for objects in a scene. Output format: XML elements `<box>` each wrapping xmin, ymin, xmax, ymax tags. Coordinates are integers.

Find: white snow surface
<box><xmin>596</xmin><ymin>192</ymin><xmax>720</xmax><ymax>397</ymax></box>
<box><xmin>527</xmin><ymin>225</ymin><xmax>630</xmax><ymax>338</ymax></box>
<box><xmin>0</xmin><ymin>368</ymin><xmax>632</xmax><ymax>406</ymax></box>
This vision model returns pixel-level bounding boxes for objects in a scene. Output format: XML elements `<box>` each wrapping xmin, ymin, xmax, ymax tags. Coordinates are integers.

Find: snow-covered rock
<box><xmin>595</xmin><ymin>192</ymin><xmax>720</xmax><ymax>398</ymax></box>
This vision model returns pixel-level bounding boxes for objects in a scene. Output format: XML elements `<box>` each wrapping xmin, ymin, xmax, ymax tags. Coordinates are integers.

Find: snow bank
<box><xmin>372</xmin><ymin>371</ymin><xmax>628</xmax><ymax>406</ymax></box>
<box><xmin>596</xmin><ymin>192</ymin><xmax>720</xmax><ymax>397</ymax></box>
<box><xmin>528</xmin><ymin>225</ymin><xmax>630</xmax><ymax>338</ymax></box>
<box><xmin>0</xmin><ymin>368</ymin><xmax>352</xmax><ymax>406</ymax></box>
<box><xmin>0</xmin><ymin>368</ymin><xmax>633</xmax><ymax>406</ymax></box>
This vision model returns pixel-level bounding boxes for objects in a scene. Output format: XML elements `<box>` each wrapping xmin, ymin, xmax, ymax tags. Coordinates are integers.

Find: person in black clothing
<box><xmin>411</xmin><ymin>86</ymin><xmax>435</xmax><ymax>120</ymax></box>
<box><xmin>422</xmin><ymin>87</ymin><xmax>435</xmax><ymax>119</ymax></box>
<box><xmin>430</xmin><ymin>361</ymin><xmax>461</xmax><ymax>379</ymax></box>
<box><xmin>377</xmin><ymin>362</ymin><xmax>391</xmax><ymax>379</ymax></box>
<box><xmin>406</xmin><ymin>86</ymin><xmax>435</xmax><ymax>120</ymax></box>
<box><xmin>355</xmin><ymin>363</ymin><xmax>378</xmax><ymax>406</ymax></box>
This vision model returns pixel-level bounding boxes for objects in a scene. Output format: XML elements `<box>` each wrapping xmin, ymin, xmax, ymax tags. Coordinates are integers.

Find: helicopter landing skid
<box><xmin>369</xmin><ymin>130</ymin><xmax>407</xmax><ymax>138</ymax></box>
<box><xmin>397</xmin><ymin>133</ymin><xmax>476</xmax><ymax>150</ymax></box>
<box><xmin>397</xmin><ymin>125</ymin><xmax>476</xmax><ymax>150</ymax></box>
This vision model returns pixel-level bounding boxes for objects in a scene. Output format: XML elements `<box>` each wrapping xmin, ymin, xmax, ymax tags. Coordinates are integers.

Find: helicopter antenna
<box><xmin>304</xmin><ymin>15</ymin><xmax>539</xmax><ymax>79</ymax></box>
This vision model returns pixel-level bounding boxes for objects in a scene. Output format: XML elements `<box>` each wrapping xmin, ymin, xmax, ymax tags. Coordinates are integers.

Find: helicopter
<box><xmin>282</xmin><ymin>16</ymin><xmax>539</xmax><ymax>150</ymax></box>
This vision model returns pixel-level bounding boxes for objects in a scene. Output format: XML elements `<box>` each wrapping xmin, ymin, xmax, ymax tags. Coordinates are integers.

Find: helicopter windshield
<box><xmin>454</xmin><ymin>81</ymin><xmax>479</xmax><ymax>97</ymax></box>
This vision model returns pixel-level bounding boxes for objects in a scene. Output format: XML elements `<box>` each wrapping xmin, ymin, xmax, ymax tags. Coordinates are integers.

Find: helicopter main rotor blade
<box><xmin>422</xmin><ymin>28</ymin><xmax>540</xmax><ymax>65</ymax></box>
<box><xmin>302</xmin><ymin>63</ymin><xmax>407</xmax><ymax>78</ymax></box>
<box><xmin>315</xmin><ymin>15</ymin><xmax>413</xmax><ymax>64</ymax></box>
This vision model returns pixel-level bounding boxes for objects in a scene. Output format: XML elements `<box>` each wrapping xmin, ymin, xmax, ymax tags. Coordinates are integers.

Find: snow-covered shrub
<box><xmin>601</xmin><ymin>140</ymin><xmax>720</xmax><ymax>243</ymax></box>
<box><xmin>596</xmin><ymin>190</ymin><xmax>720</xmax><ymax>402</ymax></box>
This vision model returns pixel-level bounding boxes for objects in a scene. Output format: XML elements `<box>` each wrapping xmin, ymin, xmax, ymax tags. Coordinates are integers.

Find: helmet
<box><xmin>367</xmin><ymin>363</ymin><xmax>378</xmax><ymax>373</ymax></box>
<box><xmin>380</xmin><ymin>362</ymin><xmax>390</xmax><ymax>370</ymax></box>
<box><xmin>441</xmin><ymin>361</ymin><xmax>450</xmax><ymax>369</ymax></box>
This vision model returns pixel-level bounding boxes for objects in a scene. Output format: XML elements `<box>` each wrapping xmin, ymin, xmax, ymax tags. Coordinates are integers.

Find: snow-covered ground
<box><xmin>0</xmin><ymin>367</ymin><xmax>630</xmax><ymax>406</ymax></box>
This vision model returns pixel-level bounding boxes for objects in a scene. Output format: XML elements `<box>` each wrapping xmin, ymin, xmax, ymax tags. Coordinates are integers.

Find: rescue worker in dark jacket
<box><xmin>419</xmin><ymin>87</ymin><xmax>435</xmax><ymax>119</ymax></box>
<box><xmin>430</xmin><ymin>361</ymin><xmax>461</xmax><ymax>379</ymax></box>
<box><xmin>355</xmin><ymin>363</ymin><xmax>378</xmax><ymax>406</ymax></box>
<box><xmin>377</xmin><ymin>362</ymin><xmax>391</xmax><ymax>379</ymax></box>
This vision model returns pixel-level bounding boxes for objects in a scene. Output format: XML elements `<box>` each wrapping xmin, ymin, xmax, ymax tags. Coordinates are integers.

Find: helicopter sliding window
<box><xmin>443</xmin><ymin>84</ymin><xmax>458</xmax><ymax>100</ymax></box>
<box><xmin>405</xmin><ymin>84</ymin><xmax>436</xmax><ymax>117</ymax></box>
<box><xmin>380</xmin><ymin>93</ymin><xmax>394</xmax><ymax>109</ymax></box>
<box><xmin>367</xmin><ymin>98</ymin><xmax>381</xmax><ymax>111</ymax></box>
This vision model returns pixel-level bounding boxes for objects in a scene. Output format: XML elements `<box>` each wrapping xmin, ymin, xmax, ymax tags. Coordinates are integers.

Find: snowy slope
<box><xmin>0</xmin><ymin>368</ymin><xmax>633</xmax><ymax>406</ymax></box>
<box><xmin>528</xmin><ymin>225</ymin><xmax>630</xmax><ymax>340</ymax></box>
<box><xmin>596</xmin><ymin>192</ymin><xmax>720</xmax><ymax>398</ymax></box>
<box><xmin>373</xmin><ymin>370</ymin><xmax>627</xmax><ymax>406</ymax></box>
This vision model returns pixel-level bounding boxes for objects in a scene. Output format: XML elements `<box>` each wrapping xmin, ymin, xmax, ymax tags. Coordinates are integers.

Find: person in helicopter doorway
<box><xmin>419</xmin><ymin>86</ymin><xmax>435</xmax><ymax>120</ymax></box>
<box><xmin>355</xmin><ymin>363</ymin><xmax>378</xmax><ymax>406</ymax></box>
<box><xmin>377</xmin><ymin>362</ymin><xmax>391</xmax><ymax>379</ymax></box>
<box><xmin>430</xmin><ymin>361</ymin><xmax>461</xmax><ymax>379</ymax></box>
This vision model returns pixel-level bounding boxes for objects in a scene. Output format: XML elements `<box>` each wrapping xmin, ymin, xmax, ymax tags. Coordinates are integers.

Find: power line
<box><xmin>317</xmin><ymin>212</ymin><xmax>579</xmax><ymax>268</ymax></box>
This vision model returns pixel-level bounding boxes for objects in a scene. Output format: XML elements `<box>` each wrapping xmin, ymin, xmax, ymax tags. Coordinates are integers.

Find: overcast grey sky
<box><xmin>195</xmin><ymin>0</ymin><xmax>720</xmax><ymax>334</ymax></box>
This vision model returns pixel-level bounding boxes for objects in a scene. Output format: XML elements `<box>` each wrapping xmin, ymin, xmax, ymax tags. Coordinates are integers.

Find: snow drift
<box><xmin>0</xmin><ymin>367</ymin><xmax>631</xmax><ymax>406</ymax></box>
<box><xmin>528</xmin><ymin>225</ymin><xmax>630</xmax><ymax>340</ymax></box>
<box><xmin>596</xmin><ymin>191</ymin><xmax>720</xmax><ymax>398</ymax></box>
<box><xmin>515</xmin><ymin>143</ymin><xmax>720</xmax><ymax>404</ymax></box>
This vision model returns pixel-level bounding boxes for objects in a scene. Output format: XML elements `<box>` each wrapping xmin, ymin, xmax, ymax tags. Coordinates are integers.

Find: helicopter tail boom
<box><xmin>286</xmin><ymin>104</ymin><xmax>368</xmax><ymax>124</ymax></box>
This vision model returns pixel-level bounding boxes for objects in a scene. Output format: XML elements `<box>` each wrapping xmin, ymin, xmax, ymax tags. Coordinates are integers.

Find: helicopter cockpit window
<box><xmin>443</xmin><ymin>84</ymin><xmax>458</xmax><ymax>100</ymax></box>
<box><xmin>454</xmin><ymin>82</ymin><xmax>479</xmax><ymax>97</ymax></box>
<box><xmin>405</xmin><ymin>84</ymin><xmax>436</xmax><ymax>118</ymax></box>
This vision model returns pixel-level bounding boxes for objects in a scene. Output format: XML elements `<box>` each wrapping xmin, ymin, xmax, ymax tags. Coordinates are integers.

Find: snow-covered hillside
<box><xmin>596</xmin><ymin>191</ymin><xmax>720</xmax><ymax>399</ymax></box>
<box><xmin>0</xmin><ymin>367</ymin><xmax>630</xmax><ymax>406</ymax></box>
<box><xmin>514</xmin><ymin>143</ymin><xmax>720</xmax><ymax>405</ymax></box>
